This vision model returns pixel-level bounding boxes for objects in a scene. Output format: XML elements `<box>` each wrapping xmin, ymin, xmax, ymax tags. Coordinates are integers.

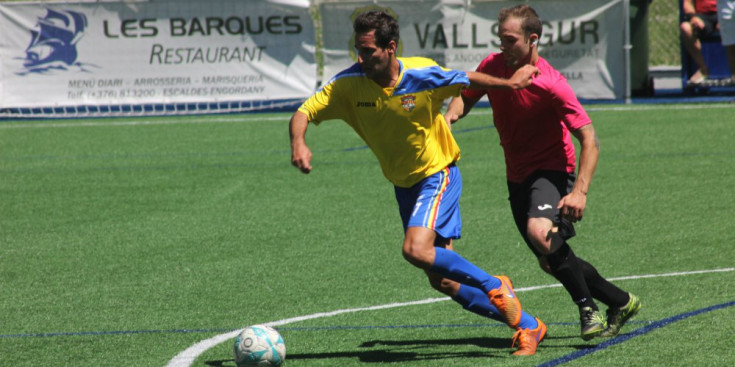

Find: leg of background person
<box><xmin>725</xmin><ymin>45</ymin><xmax>735</xmax><ymax>82</ymax></box>
<box><xmin>680</xmin><ymin>20</ymin><xmax>709</xmax><ymax>82</ymax></box>
<box><xmin>717</xmin><ymin>0</ymin><xmax>735</xmax><ymax>82</ymax></box>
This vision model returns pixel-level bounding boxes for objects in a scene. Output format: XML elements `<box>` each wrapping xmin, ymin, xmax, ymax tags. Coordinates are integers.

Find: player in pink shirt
<box><xmin>445</xmin><ymin>5</ymin><xmax>641</xmax><ymax>341</ymax></box>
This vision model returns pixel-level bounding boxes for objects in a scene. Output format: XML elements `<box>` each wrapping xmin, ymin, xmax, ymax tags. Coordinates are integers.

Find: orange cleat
<box><xmin>511</xmin><ymin>318</ymin><xmax>547</xmax><ymax>356</ymax></box>
<box><xmin>488</xmin><ymin>275</ymin><xmax>522</xmax><ymax>328</ymax></box>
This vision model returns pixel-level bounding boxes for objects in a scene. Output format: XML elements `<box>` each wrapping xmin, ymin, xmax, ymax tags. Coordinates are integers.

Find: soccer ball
<box><xmin>233</xmin><ymin>324</ymin><xmax>286</xmax><ymax>366</ymax></box>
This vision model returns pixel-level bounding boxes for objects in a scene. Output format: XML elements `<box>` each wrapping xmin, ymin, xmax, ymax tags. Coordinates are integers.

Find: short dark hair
<box><xmin>498</xmin><ymin>5</ymin><xmax>543</xmax><ymax>39</ymax></box>
<box><xmin>353</xmin><ymin>10</ymin><xmax>399</xmax><ymax>49</ymax></box>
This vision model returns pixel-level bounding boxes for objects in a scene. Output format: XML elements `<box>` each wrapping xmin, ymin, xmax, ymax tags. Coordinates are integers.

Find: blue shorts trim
<box><xmin>394</xmin><ymin>164</ymin><xmax>462</xmax><ymax>239</ymax></box>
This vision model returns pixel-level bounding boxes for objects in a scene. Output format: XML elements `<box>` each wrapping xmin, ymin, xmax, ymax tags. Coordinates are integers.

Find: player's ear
<box><xmin>529</xmin><ymin>35</ymin><xmax>538</xmax><ymax>47</ymax></box>
<box><xmin>387</xmin><ymin>40</ymin><xmax>398</xmax><ymax>54</ymax></box>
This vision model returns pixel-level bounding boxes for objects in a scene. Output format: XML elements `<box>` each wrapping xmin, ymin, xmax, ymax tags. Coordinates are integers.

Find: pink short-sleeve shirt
<box><xmin>463</xmin><ymin>54</ymin><xmax>591</xmax><ymax>183</ymax></box>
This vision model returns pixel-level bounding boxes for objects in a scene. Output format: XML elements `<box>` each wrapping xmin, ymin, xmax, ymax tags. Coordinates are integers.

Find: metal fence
<box><xmin>649</xmin><ymin>0</ymin><xmax>680</xmax><ymax>66</ymax></box>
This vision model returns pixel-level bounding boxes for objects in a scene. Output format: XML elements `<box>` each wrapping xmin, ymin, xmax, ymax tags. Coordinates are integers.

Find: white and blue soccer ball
<box><xmin>233</xmin><ymin>324</ymin><xmax>286</xmax><ymax>366</ymax></box>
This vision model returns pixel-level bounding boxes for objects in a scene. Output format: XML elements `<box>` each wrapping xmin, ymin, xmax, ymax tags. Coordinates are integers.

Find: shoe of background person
<box><xmin>511</xmin><ymin>318</ymin><xmax>547</xmax><ymax>356</ymax></box>
<box><xmin>580</xmin><ymin>306</ymin><xmax>606</xmax><ymax>340</ymax></box>
<box><xmin>487</xmin><ymin>275</ymin><xmax>522</xmax><ymax>328</ymax></box>
<box><xmin>688</xmin><ymin>69</ymin><xmax>708</xmax><ymax>85</ymax></box>
<box><xmin>599</xmin><ymin>293</ymin><xmax>642</xmax><ymax>337</ymax></box>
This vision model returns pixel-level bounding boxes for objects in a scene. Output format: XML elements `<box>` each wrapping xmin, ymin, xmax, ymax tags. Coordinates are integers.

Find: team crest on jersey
<box><xmin>401</xmin><ymin>95</ymin><xmax>416</xmax><ymax>112</ymax></box>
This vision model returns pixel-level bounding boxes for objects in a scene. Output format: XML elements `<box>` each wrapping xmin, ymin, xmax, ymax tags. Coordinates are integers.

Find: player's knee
<box><xmin>402</xmin><ymin>228</ymin><xmax>437</xmax><ymax>268</ymax></box>
<box><xmin>402</xmin><ymin>240</ymin><xmax>432</xmax><ymax>267</ymax></box>
<box><xmin>526</xmin><ymin>219</ymin><xmax>553</xmax><ymax>254</ymax></box>
<box><xmin>401</xmin><ymin>245</ymin><xmax>418</xmax><ymax>264</ymax></box>
<box><xmin>527</xmin><ymin>230</ymin><xmax>549</xmax><ymax>252</ymax></box>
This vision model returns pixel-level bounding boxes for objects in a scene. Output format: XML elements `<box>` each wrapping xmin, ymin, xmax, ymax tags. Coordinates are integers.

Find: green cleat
<box><xmin>580</xmin><ymin>306</ymin><xmax>606</xmax><ymax>340</ymax></box>
<box><xmin>599</xmin><ymin>293</ymin><xmax>641</xmax><ymax>337</ymax></box>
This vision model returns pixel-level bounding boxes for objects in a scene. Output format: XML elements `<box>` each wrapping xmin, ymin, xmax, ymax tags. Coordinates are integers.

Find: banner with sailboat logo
<box><xmin>0</xmin><ymin>0</ymin><xmax>315</xmax><ymax>110</ymax></box>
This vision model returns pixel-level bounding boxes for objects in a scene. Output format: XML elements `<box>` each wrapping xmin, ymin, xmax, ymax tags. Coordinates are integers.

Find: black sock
<box><xmin>578</xmin><ymin>257</ymin><xmax>630</xmax><ymax>308</ymax></box>
<box><xmin>545</xmin><ymin>242</ymin><xmax>597</xmax><ymax>310</ymax></box>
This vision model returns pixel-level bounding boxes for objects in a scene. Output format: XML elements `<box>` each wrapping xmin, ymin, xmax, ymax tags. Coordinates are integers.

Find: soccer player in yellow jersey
<box><xmin>290</xmin><ymin>10</ymin><xmax>546</xmax><ymax>355</ymax></box>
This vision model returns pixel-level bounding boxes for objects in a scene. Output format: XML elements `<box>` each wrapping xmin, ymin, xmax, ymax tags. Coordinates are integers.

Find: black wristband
<box><xmin>684</xmin><ymin>14</ymin><xmax>694</xmax><ymax>21</ymax></box>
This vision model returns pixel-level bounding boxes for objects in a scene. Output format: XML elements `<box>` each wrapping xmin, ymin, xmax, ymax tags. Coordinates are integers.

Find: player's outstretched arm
<box><xmin>508</xmin><ymin>64</ymin><xmax>539</xmax><ymax>89</ymax></box>
<box><xmin>289</xmin><ymin>111</ymin><xmax>313</xmax><ymax>174</ymax></box>
<box><xmin>466</xmin><ymin>64</ymin><xmax>538</xmax><ymax>90</ymax></box>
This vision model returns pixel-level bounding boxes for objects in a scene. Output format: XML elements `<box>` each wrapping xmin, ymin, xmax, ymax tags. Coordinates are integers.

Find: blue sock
<box><xmin>517</xmin><ymin>309</ymin><xmax>539</xmax><ymax>330</ymax></box>
<box><xmin>453</xmin><ymin>285</ymin><xmax>539</xmax><ymax>330</ymax></box>
<box><xmin>453</xmin><ymin>284</ymin><xmax>505</xmax><ymax>323</ymax></box>
<box><xmin>431</xmin><ymin>247</ymin><xmax>501</xmax><ymax>292</ymax></box>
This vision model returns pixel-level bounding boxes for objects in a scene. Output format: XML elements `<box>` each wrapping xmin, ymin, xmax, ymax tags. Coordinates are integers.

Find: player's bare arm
<box><xmin>558</xmin><ymin>124</ymin><xmax>599</xmax><ymax>222</ymax></box>
<box><xmin>289</xmin><ymin>111</ymin><xmax>313</xmax><ymax>174</ymax></box>
<box><xmin>508</xmin><ymin>64</ymin><xmax>540</xmax><ymax>89</ymax></box>
<box><xmin>682</xmin><ymin>0</ymin><xmax>695</xmax><ymax>16</ymax></box>
<box><xmin>466</xmin><ymin>63</ymin><xmax>538</xmax><ymax>91</ymax></box>
<box><xmin>445</xmin><ymin>65</ymin><xmax>537</xmax><ymax>127</ymax></box>
<box><xmin>444</xmin><ymin>94</ymin><xmax>481</xmax><ymax>127</ymax></box>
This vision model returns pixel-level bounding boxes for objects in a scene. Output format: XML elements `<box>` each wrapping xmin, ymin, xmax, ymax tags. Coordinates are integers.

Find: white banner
<box><xmin>0</xmin><ymin>0</ymin><xmax>316</xmax><ymax>109</ymax></box>
<box><xmin>319</xmin><ymin>0</ymin><xmax>624</xmax><ymax>100</ymax></box>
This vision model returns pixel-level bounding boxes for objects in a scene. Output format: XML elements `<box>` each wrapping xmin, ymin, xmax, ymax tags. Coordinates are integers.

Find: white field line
<box><xmin>0</xmin><ymin>115</ymin><xmax>283</xmax><ymax>129</ymax></box>
<box><xmin>2</xmin><ymin>103</ymin><xmax>733</xmax><ymax>130</ymax></box>
<box><xmin>165</xmin><ymin>267</ymin><xmax>734</xmax><ymax>367</ymax></box>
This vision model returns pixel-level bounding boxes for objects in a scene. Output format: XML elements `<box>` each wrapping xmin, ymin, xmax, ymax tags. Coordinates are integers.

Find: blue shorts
<box><xmin>394</xmin><ymin>163</ymin><xmax>462</xmax><ymax>240</ymax></box>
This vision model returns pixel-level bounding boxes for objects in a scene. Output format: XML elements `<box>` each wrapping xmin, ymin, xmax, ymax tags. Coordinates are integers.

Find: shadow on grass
<box><xmin>206</xmin><ymin>336</ymin><xmax>514</xmax><ymax>365</ymax></box>
<box><xmin>205</xmin><ymin>335</ymin><xmax>600</xmax><ymax>365</ymax></box>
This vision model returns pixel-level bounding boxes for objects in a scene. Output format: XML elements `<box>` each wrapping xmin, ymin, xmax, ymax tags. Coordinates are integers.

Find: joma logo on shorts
<box><xmin>356</xmin><ymin>101</ymin><xmax>376</xmax><ymax>107</ymax></box>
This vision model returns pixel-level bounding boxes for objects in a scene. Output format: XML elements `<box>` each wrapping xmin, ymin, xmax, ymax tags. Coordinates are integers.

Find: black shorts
<box><xmin>507</xmin><ymin>170</ymin><xmax>576</xmax><ymax>257</ymax></box>
<box><xmin>694</xmin><ymin>13</ymin><xmax>719</xmax><ymax>39</ymax></box>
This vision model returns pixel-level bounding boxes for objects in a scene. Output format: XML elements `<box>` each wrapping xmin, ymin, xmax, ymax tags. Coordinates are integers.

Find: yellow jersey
<box><xmin>298</xmin><ymin>57</ymin><xmax>468</xmax><ymax>188</ymax></box>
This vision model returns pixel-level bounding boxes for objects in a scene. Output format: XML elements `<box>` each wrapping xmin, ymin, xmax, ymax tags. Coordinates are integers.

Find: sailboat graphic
<box><xmin>21</xmin><ymin>9</ymin><xmax>88</xmax><ymax>73</ymax></box>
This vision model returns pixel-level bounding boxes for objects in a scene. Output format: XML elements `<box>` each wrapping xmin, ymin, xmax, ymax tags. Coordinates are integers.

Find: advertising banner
<box><xmin>319</xmin><ymin>0</ymin><xmax>624</xmax><ymax>100</ymax></box>
<box><xmin>0</xmin><ymin>0</ymin><xmax>316</xmax><ymax>110</ymax></box>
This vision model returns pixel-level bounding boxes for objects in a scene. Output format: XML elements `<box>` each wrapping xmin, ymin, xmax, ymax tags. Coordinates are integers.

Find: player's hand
<box><xmin>691</xmin><ymin>16</ymin><xmax>705</xmax><ymax>31</ymax></box>
<box><xmin>291</xmin><ymin>143</ymin><xmax>313</xmax><ymax>174</ymax></box>
<box><xmin>443</xmin><ymin>113</ymin><xmax>459</xmax><ymax>130</ymax></box>
<box><xmin>557</xmin><ymin>191</ymin><xmax>586</xmax><ymax>222</ymax></box>
<box><xmin>509</xmin><ymin>64</ymin><xmax>539</xmax><ymax>90</ymax></box>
